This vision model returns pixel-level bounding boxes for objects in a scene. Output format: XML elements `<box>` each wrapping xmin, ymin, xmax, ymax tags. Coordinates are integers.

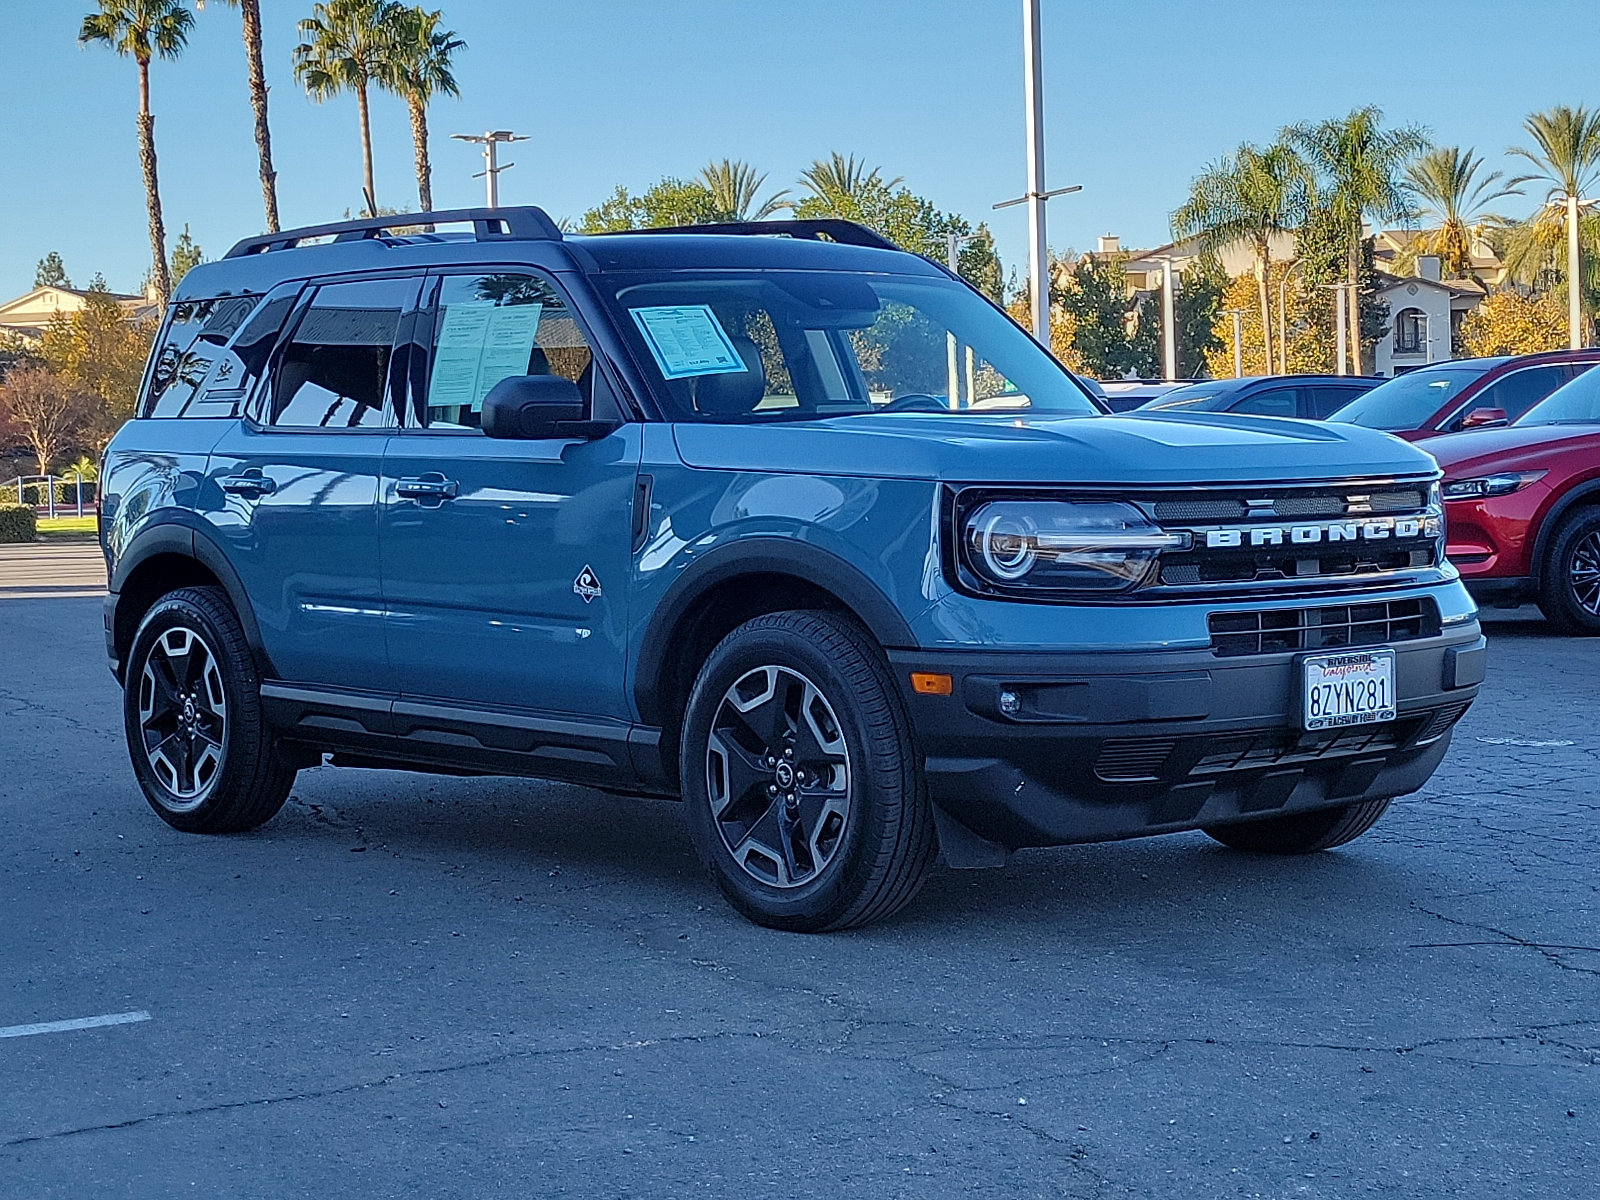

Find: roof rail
<box><xmin>609</xmin><ymin>219</ymin><xmax>900</xmax><ymax>252</ymax></box>
<box><xmin>223</xmin><ymin>206</ymin><xmax>563</xmax><ymax>259</ymax></box>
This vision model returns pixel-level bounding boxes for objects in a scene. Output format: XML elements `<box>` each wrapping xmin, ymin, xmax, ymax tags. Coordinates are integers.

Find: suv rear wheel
<box><xmin>125</xmin><ymin>586</ymin><xmax>296</xmax><ymax>833</ymax></box>
<box><xmin>1202</xmin><ymin>797</ymin><xmax>1392</xmax><ymax>854</ymax></box>
<box><xmin>680</xmin><ymin>611</ymin><xmax>937</xmax><ymax>931</ymax></box>
<box><xmin>1537</xmin><ymin>507</ymin><xmax>1600</xmax><ymax>635</ymax></box>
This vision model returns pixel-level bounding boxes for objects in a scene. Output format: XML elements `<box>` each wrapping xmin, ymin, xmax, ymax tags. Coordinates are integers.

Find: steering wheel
<box><xmin>879</xmin><ymin>393</ymin><xmax>949</xmax><ymax>414</ymax></box>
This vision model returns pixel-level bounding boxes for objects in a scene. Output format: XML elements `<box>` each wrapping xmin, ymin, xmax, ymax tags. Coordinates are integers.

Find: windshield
<box><xmin>1517</xmin><ymin>366</ymin><xmax>1600</xmax><ymax>425</ymax></box>
<box><xmin>600</xmin><ymin>270</ymin><xmax>1101</xmax><ymax>422</ymax></box>
<box><xmin>1329</xmin><ymin>362</ymin><xmax>1491</xmax><ymax>430</ymax></box>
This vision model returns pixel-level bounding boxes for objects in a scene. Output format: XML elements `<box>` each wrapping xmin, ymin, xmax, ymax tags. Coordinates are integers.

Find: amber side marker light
<box><xmin>910</xmin><ymin>672</ymin><xmax>954</xmax><ymax>696</ymax></box>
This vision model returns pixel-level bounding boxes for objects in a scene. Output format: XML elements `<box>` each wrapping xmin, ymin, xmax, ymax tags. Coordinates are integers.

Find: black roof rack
<box><xmin>224</xmin><ymin>206</ymin><xmax>563</xmax><ymax>259</ymax></box>
<box><xmin>608</xmin><ymin>219</ymin><xmax>899</xmax><ymax>252</ymax></box>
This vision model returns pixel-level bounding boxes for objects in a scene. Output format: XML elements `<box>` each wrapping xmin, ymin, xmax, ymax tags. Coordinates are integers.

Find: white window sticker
<box><xmin>631</xmin><ymin>305</ymin><xmax>746</xmax><ymax>379</ymax></box>
<box><xmin>427</xmin><ymin>302</ymin><xmax>543</xmax><ymax>413</ymax></box>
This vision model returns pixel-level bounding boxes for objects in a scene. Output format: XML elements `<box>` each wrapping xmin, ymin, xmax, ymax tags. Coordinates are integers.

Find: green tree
<box><xmin>797</xmin><ymin>153</ymin><xmax>901</xmax><ymax>207</ymax></box>
<box><xmin>1172</xmin><ymin>142</ymin><xmax>1309</xmax><ymax>374</ymax></box>
<box><xmin>577</xmin><ymin>178</ymin><xmax>723</xmax><ymax>232</ymax></box>
<box><xmin>1053</xmin><ymin>255</ymin><xmax>1157</xmax><ymax>379</ymax></box>
<box><xmin>1508</xmin><ymin>105</ymin><xmax>1600</xmax><ymax>341</ymax></box>
<box><xmin>1459</xmin><ymin>290</ymin><xmax>1569</xmax><ymax>356</ymax></box>
<box><xmin>295</xmin><ymin>0</ymin><xmax>401</xmax><ymax>217</ymax></box>
<box><xmin>382</xmin><ymin>5</ymin><xmax>464</xmax><ymax>214</ymax></box>
<box><xmin>698</xmin><ymin>159</ymin><xmax>790</xmax><ymax>221</ymax></box>
<box><xmin>198</xmin><ymin>0</ymin><xmax>280</xmax><ymax>231</ymax></box>
<box><xmin>1294</xmin><ymin>205</ymin><xmax>1390</xmax><ymax>370</ymax></box>
<box><xmin>1399</xmin><ymin>146</ymin><xmax>1523</xmax><ymax>278</ymax></box>
<box><xmin>38</xmin><ymin>279</ymin><xmax>156</xmax><ymax>442</ymax></box>
<box><xmin>34</xmin><ymin>253</ymin><xmax>70</xmax><ymax>289</ymax></box>
<box><xmin>170</xmin><ymin>224</ymin><xmax>203</xmax><ymax>284</ymax></box>
<box><xmin>79</xmin><ymin>0</ymin><xmax>193</xmax><ymax>307</ymax></box>
<box><xmin>1285</xmin><ymin>106</ymin><xmax>1429</xmax><ymax>372</ymax></box>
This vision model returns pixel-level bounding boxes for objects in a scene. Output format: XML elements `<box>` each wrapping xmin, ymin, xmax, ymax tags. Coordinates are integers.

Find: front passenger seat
<box><xmin>692</xmin><ymin>336</ymin><xmax>766</xmax><ymax>416</ymax></box>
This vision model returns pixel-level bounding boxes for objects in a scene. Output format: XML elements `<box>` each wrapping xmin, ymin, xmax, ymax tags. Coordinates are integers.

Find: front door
<box><xmin>205</xmin><ymin>275</ymin><xmax>420</xmax><ymax>691</ymax></box>
<box><xmin>379</xmin><ymin>268</ymin><xmax>641</xmax><ymax>722</ymax></box>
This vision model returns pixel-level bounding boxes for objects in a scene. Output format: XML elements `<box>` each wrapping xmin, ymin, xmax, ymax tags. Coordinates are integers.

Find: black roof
<box><xmin>176</xmin><ymin>208</ymin><xmax>940</xmax><ymax>303</ymax></box>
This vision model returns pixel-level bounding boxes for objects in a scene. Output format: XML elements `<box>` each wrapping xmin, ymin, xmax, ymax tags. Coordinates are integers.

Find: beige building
<box><xmin>0</xmin><ymin>284</ymin><xmax>156</xmax><ymax>342</ymax></box>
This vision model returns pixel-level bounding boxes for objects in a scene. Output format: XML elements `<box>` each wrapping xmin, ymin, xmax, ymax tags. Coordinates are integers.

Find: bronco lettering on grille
<box><xmin>1204</xmin><ymin>516</ymin><xmax>1440</xmax><ymax>549</ymax></box>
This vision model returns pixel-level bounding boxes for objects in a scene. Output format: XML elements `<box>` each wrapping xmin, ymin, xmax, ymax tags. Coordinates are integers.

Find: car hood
<box><xmin>1424</xmin><ymin>422</ymin><xmax>1600</xmax><ymax>475</ymax></box>
<box><xmin>672</xmin><ymin>411</ymin><xmax>1438</xmax><ymax>485</ymax></box>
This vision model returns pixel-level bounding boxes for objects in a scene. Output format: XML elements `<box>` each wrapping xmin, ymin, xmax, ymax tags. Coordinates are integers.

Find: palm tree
<box><xmin>294</xmin><ymin>0</ymin><xmax>402</xmax><ymax>217</ymax></box>
<box><xmin>381</xmin><ymin>6</ymin><xmax>464</xmax><ymax>214</ymax></box>
<box><xmin>1400</xmin><ymin>146</ymin><xmax>1523</xmax><ymax>278</ymax></box>
<box><xmin>798</xmin><ymin>153</ymin><xmax>901</xmax><ymax>207</ymax></box>
<box><xmin>698</xmin><ymin>159</ymin><xmax>789</xmax><ymax>221</ymax></box>
<box><xmin>79</xmin><ymin>0</ymin><xmax>193</xmax><ymax>307</ymax></box>
<box><xmin>1286</xmin><ymin>106</ymin><xmax>1430</xmax><ymax>372</ymax></box>
<box><xmin>1172</xmin><ymin>142</ymin><xmax>1308</xmax><ymax>373</ymax></box>
<box><xmin>198</xmin><ymin>0</ymin><xmax>279</xmax><ymax>232</ymax></box>
<box><xmin>1510</xmin><ymin>105</ymin><xmax>1600</xmax><ymax>347</ymax></box>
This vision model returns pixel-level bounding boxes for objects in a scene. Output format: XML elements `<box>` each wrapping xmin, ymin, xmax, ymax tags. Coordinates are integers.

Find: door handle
<box><xmin>219</xmin><ymin>473</ymin><xmax>276</xmax><ymax>497</ymax></box>
<box><xmin>395</xmin><ymin>476</ymin><xmax>459</xmax><ymax>501</ymax></box>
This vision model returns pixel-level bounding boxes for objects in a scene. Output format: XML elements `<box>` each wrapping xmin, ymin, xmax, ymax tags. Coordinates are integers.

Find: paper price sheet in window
<box><xmin>427</xmin><ymin>301</ymin><xmax>544</xmax><ymax>416</ymax></box>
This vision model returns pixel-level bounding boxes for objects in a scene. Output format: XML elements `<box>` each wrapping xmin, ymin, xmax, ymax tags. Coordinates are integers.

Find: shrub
<box><xmin>0</xmin><ymin>504</ymin><xmax>37</xmax><ymax>543</ymax></box>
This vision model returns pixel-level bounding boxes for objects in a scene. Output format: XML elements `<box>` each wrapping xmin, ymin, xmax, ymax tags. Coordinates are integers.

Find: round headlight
<box><xmin>976</xmin><ymin>509</ymin><xmax>1038</xmax><ymax>580</ymax></box>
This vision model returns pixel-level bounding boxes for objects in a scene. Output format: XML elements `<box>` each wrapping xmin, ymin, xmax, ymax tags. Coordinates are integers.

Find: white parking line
<box><xmin>0</xmin><ymin>1010</ymin><xmax>151</xmax><ymax>1040</ymax></box>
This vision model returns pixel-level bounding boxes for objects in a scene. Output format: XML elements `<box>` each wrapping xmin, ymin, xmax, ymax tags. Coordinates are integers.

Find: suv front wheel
<box><xmin>680</xmin><ymin>611</ymin><xmax>937</xmax><ymax>931</ymax></box>
<box><xmin>1537</xmin><ymin>507</ymin><xmax>1600</xmax><ymax>635</ymax></box>
<box><xmin>125</xmin><ymin>586</ymin><xmax>296</xmax><ymax>833</ymax></box>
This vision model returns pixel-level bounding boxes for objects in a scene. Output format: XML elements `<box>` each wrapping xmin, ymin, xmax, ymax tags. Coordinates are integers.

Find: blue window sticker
<box><xmin>631</xmin><ymin>305</ymin><xmax>746</xmax><ymax>379</ymax></box>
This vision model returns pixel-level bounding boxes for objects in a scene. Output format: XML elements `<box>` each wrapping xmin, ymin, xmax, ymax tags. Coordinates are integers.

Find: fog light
<box><xmin>998</xmin><ymin>689</ymin><xmax>1022</xmax><ymax>716</ymax></box>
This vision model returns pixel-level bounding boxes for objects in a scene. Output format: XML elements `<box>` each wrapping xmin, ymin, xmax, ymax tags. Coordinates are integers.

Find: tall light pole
<box><xmin>1275</xmin><ymin>259</ymin><xmax>1304</xmax><ymax>375</ymax></box>
<box><xmin>1221</xmin><ymin>308</ymin><xmax>1247</xmax><ymax>378</ymax></box>
<box><xmin>992</xmin><ymin>0</ymin><xmax>1080</xmax><ymax>346</ymax></box>
<box><xmin>1320</xmin><ymin>283</ymin><xmax>1353</xmax><ymax>375</ymax></box>
<box><xmin>1550</xmin><ymin>194</ymin><xmax>1597</xmax><ymax>349</ymax></box>
<box><xmin>1160</xmin><ymin>258</ymin><xmax>1178</xmax><ymax>381</ymax></box>
<box><xmin>946</xmin><ymin>232</ymin><xmax>979</xmax><ymax>406</ymax></box>
<box><xmin>451</xmin><ymin>130</ymin><xmax>527</xmax><ymax>208</ymax></box>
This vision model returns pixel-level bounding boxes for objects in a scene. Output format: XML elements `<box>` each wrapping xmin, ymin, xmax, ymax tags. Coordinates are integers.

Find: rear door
<box><xmin>204</xmin><ymin>274</ymin><xmax>420</xmax><ymax>690</ymax></box>
<box><xmin>379</xmin><ymin>267</ymin><xmax>641</xmax><ymax>721</ymax></box>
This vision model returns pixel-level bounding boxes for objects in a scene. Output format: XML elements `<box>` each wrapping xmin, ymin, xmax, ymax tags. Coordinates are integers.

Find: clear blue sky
<box><xmin>3</xmin><ymin>0</ymin><xmax>1594</xmax><ymax>297</ymax></box>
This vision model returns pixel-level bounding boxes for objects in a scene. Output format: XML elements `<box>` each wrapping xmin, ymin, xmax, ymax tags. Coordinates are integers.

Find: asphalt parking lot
<box><xmin>2</xmin><ymin>563</ymin><xmax>1595</xmax><ymax>1197</ymax></box>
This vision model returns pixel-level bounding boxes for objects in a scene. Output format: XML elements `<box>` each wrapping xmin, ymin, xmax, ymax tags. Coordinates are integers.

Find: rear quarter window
<box><xmin>142</xmin><ymin>293</ymin><xmax>282</xmax><ymax>418</ymax></box>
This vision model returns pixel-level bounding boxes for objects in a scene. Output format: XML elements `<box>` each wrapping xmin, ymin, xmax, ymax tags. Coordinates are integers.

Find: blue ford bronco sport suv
<box><xmin>101</xmin><ymin>208</ymin><xmax>1486</xmax><ymax>931</ymax></box>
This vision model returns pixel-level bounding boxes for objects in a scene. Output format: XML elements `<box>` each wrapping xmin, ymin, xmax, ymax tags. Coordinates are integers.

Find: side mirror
<box><xmin>1460</xmin><ymin>405</ymin><xmax>1509</xmax><ymax>430</ymax></box>
<box><xmin>481</xmin><ymin>375</ymin><xmax>613</xmax><ymax>440</ymax></box>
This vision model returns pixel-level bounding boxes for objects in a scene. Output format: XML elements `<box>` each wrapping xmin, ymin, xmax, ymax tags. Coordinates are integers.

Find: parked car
<box><xmin>1139</xmin><ymin>375</ymin><xmax>1380</xmax><ymax>420</ymax></box>
<box><xmin>100</xmin><ymin>208</ymin><xmax>1484</xmax><ymax>931</ymax></box>
<box><xmin>1329</xmin><ymin>350</ymin><xmax>1600</xmax><ymax>440</ymax></box>
<box><xmin>1428</xmin><ymin>364</ymin><xmax>1600</xmax><ymax>632</ymax></box>
<box><xmin>1097</xmin><ymin>380</ymin><xmax>1191</xmax><ymax>411</ymax></box>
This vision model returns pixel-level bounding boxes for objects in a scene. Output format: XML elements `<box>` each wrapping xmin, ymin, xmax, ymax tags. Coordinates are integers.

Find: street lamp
<box><xmin>1318</xmin><ymin>283</ymin><xmax>1357</xmax><ymax>375</ymax></box>
<box><xmin>451</xmin><ymin>130</ymin><xmax>528</xmax><ymax>208</ymax></box>
<box><xmin>1220</xmin><ymin>308</ymin><xmax>1248</xmax><ymax>378</ymax></box>
<box><xmin>992</xmin><ymin>0</ymin><xmax>1082</xmax><ymax>345</ymax></box>
<box><xmin>1275</xmin><ymin>258</ymin><xmax>1304</xmax><ymax>375</ymax></box>
<box><xmin>1158</xmin><ymin>257</ymin><xmax>1178</xmax><ymax>381</ymax></box>
<box><xmin>1546</xmin><ymin>195</ymin><xmax>1597</xmax><ymax>349</ymax></box>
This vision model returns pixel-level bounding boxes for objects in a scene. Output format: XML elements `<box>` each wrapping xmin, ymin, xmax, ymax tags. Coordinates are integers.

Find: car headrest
<box><xmin>693</xmin><ymin>336</ymin><xmax>766</xmax><ymax>415</ymax></box>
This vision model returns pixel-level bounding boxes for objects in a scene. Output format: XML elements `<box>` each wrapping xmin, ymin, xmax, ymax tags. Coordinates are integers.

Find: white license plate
<box><xmin>1300</xmin><ymin>650</ymin><xmax>1396</xmax><ymax>731</ymax></box>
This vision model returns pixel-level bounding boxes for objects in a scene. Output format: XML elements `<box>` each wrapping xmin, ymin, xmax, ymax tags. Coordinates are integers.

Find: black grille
<box><xmin>1094</xmin><ymin>739</ymin><xmax>1177</xmax><ymax>782</ymax></box>
<box><xmin>1151</xmin><ymin>488</ymin><xmax>1425</xmax><ymax>523</ymax></box>
<box><xmin>1190</xmin><ymin>723</ymin><xmax>1407</xmax><ymax>774</ymax></box>
<box><xmin>1415</xmin><ymin>701</ymin><xmax>1472</xmax><ymax>743</ymax></box>
<box><xmin>1208</xmin><ymin>598</ymin><xmax>1439</xmax><ymax>656</ymax></box>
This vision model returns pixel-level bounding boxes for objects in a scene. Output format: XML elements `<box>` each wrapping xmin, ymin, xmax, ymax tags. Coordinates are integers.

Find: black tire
<box><xmin>1202</xmin><ymin>797</ymin><xmax>1392</xmax><ymax>854</ymax></box>
<box><xmin>1536</xmin><ymin>507</ymin><xmax>1600</xmax><ymax>635</ymax></box>
<box><xmin>124</xmin><ymin>586</ymin><xmax>295</xmax><ymax>834</ymax></box>
<box><xmin>679</xmin><ymin>611</ymin><xmax>937</xmax><ymax>932</ymax></box>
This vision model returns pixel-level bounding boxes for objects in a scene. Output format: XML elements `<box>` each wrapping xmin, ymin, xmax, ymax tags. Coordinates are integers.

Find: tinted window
<box><xmin>144</xmin><ymin>294</ymin><xmax>262</xmax><ymax>417</ymax></box>
<box><xmin>200</xmin><ymin>290</ymin><xmax>298</xmax><ymax>405</ymax></box>
<box><xmin>1229</xmin><ymin>387</ymin><xmax>1300</xmax><ymax>418</ymax></box>
<box><xmin>1451</xmin><ymin>364</ymin><xmax>1570</xmax><ymax>428</ymax></box>
<box><xmin>1306</xmin><ymin>385</ymin><xmax>1367</xmax><ymax>418</ymax></box>
<box><xmin>421</xmin><ymin>272</ymin><xmax>594</xmax><ymax>431</ymax></box>
<box><xmin>1516</xmin><ymin>365</ymin><xmax>1600</xmax><ymax>425</ymax></box>
<box><xmin>1330</xmin><ymin>362</ymin><xmax>1491</xmax><ymax>429</ymax></box>
<box><xmin>267</xmin><ymin>278</ymin><xmax>413</xmax><ymax>429</ymax></box>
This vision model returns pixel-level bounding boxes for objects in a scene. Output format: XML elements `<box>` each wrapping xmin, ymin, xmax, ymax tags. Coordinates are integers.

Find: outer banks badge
<box><xmin>573</xmin><ymin>565</ymin><xmax>603</xmax><ymax>604</ymax></box>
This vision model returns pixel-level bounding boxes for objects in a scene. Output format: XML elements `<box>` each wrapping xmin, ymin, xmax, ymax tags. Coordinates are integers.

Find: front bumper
<box><xmin>889</xmin><ymin>625</ymin><xmax>1484</xmax><ymax>862</ymax></box>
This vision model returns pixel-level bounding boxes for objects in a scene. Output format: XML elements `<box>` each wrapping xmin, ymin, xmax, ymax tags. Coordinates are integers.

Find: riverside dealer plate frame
<box><xmin>1298</xmin><ymin>648</ymin><xmax>1397</xmax><ymax>732</ymax></box>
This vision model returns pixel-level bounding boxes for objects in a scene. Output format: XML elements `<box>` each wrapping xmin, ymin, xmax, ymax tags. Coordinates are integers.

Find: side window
<box><xmin>422</xmin><ymin>273</ymin><xmax>594</xmax><ymax>430</ymax></box>
<box><xmin>1458</xmin><ymin>365</ymin><xmax>1568</xmax><ymax>426</ymax></box>
<box><xmin>143</xmin><ymin>294</ymin><xmax>263</xmax><ymax>417</ymax></box>
<box><xmin>266</xmin><ymin>278</ymin><xmax>415</xmax><ymax>429</ymax></box>
<box><xmin>1231</xmin><ymin>387</ymin><xmax>1299</xmax><ymax>418</ymax></box>
<box><xmin>200</xmin><ymin>289</ymin><xmax>299</xmax><ymax>407</ymax></box>
<box><xmin>1308</xmin><ymin>386</ymin><xmax>1358</xmax><ymax>418</ymax></box>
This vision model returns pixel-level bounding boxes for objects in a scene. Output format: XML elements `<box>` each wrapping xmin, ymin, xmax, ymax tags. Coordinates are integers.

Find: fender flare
<box><xmin>632</xmin><ymin>536</ymin><xmax>919</xmax><ymax>725</ymax></box>
<box><xmin>1528</xmin><ymin>480</ymin><xmax>1600</xmax><ymax>585</ymax></box>
<box><xmin>110</xmin><ymin>522</ymin><xmax>272</xmax><ymax>671</ymax></box>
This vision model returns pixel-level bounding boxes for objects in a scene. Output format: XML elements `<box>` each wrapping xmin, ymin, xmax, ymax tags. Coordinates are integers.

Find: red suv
<box><xmin>1330</xmin><ymin>350</ymin><xmax>1600</xmax><ymax>440</ymax></box>
<box><xmin>1428</xmin><ymin>366</ymin><xmax>1600</xmax><ymax>632</ymax></box>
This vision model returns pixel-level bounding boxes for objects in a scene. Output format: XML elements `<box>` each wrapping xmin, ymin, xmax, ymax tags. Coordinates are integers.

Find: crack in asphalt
<box><xmin>1414</xmin><ymin>904</ymin><xmax>1600</xmax><ymax>978</ymax></box>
